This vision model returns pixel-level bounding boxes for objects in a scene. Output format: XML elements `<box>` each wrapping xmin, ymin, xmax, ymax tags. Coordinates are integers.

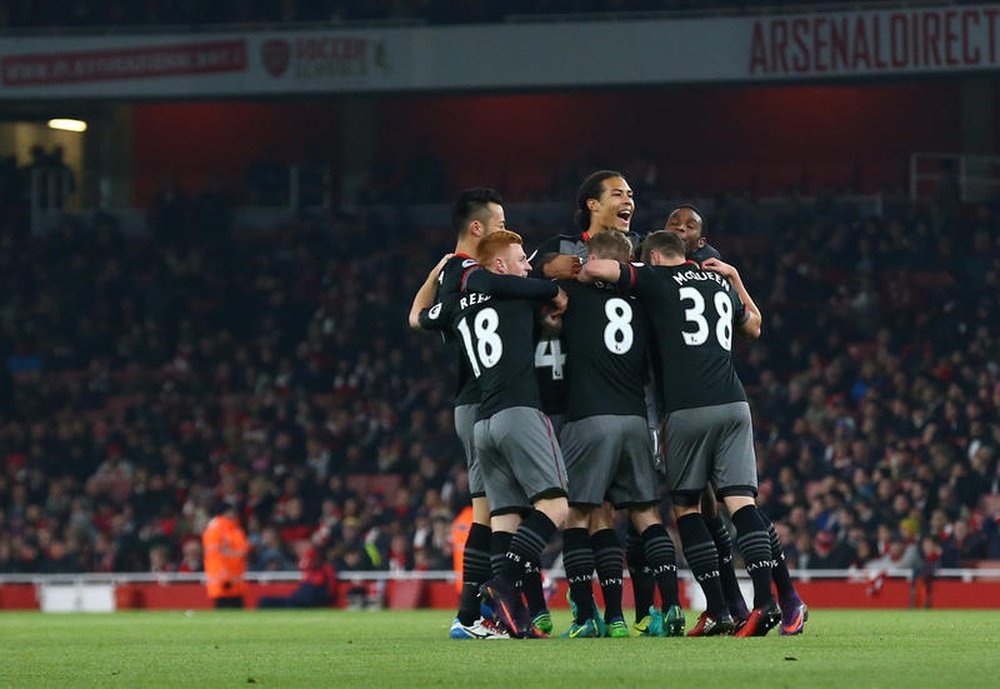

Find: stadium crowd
<box><xmin>0</xmin><ymin>186</ymin><xmax>997</xmax><ymax>594</ymax></box>
<box><xmin>0</xmin><ymin>1</ymin><xmax>985</xmax><ymax>29</ymax></box>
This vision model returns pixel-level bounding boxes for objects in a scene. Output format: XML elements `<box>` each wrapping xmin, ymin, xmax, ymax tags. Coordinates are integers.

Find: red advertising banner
<box><xmin>2</xmin><ymin>39</ymin><xmax>247</xmax><ymax>87</ymax></box>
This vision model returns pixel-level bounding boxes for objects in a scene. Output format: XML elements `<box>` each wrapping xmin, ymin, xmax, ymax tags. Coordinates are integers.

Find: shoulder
<box><xmin>530</xmin><ymin>233</ymin><xmax>583</xmax><ymax>257</ymax></box>
<box><xmin>442</xmin><ymin>254</ymin><xmax>479</xmax><ymax>277</ymax></box>
<box><xmin>691</xmin><ymin>243</ymin><xmax>722</xmax><ymax>262</ymax></box>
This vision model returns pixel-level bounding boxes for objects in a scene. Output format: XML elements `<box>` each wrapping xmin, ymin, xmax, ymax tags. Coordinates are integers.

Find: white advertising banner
<box><xmin>0</xmin><ymin>4</ymin><xmax>996</xmax><ymax>99</ymax></box>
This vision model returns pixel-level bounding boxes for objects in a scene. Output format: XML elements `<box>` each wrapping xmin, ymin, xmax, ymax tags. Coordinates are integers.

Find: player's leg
<box><xmin>700</xmin><ymin>488</ymin><xmax>749</xmax><ymax>625</ymax></box>
<box><xmin>614</xmin><ymin>415</ymin><xmax>681</xmax><ymax>635</ymax></box>
<box><xmin>723</xmin><ymin>496</ymin><xmax>781</xmax><ymax>637</ymax></box>
<box><xmin>451</xmin><ymin>404</ymin><xmax>496</xmax><ymax>636</ymax></box>
<box><xmin>625</xmin><ymin>522</ymin><xmax>656</xmax><ymax>629</ymax></box>
<box><xmin>713</xmin><ymin>402</ymin><xmax>780</xmax><ymax>637</ymax></box>
<box><xmin>559</xmin><ymin>416</ymin><xmax>617</xmax><ymax>637</ymax></box>
<box><xmin>673</xmin><ymin>502</ymin><xmax>732</xmax><ymax>636</ymax></box>
<box><xmin>588</xmin><ymin>504</ymin><xmax>626</xmax><ymax>637</ymax></box>
<box><xmin>481</xmin><ymin>408</ymin><xmax>568</xmax><ymax>638</ymax></box>
<box><xmin>663</xmin><ymin>407</ymin><xmax>732</xmax><ymax>636</ymax></box>
<box><xmin>522</xmin><ymin>412</ymin><xmax>565</xmax><ymax>635</ymax></box>
<box><xmin>562</xmin><ymin>504</ymin><xmax>599</xmax><ymax>635</ymax></box>
<box><xmin>762</xmin><ymin>512</ymin><xmax>808</xmax><ymax>635</ymax></box>
<box><xmin>630</xmin><ymin>506</ymin><xmax>684</xmax><ymax>636</ymax></box>
<box><xmin>631</xmin><ymin>384</ymin><xmax>663</xmax><ymax>628</ymax></box>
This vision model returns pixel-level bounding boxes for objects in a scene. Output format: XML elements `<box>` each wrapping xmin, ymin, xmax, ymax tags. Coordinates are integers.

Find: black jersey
<box><xmin>436</xmin><ymin>253</ymin><xmax>485</xmax><ymax>406</ymax></box>
<box><xmin>529</xmin><ymin>230</ymin><xmax>644</xmax><ymax>276</ymax></box>
<box><xmin>617</xmin><ymin>261</ymin><xmax>747</xmax><ymax>414</ymax></box>
<box><xmin>528</xmin><ymin>229</ymin><xmax>643</xmax><ymax>417</ymax></box>
<box><xmin>420</xmin><ymin>291</ymin><xmax>543</xmax><ymax>420</ymax></box>
<box><xmin>559</xmin><ymin>280</ymin><xmax>648</xmax><ymax>421</ymax></box>
<box><xmin>690</xmin><ymin>243</ymin><xmax>722</xmax><ymax>263</ymax></box>
<box><xmin>436</xmin><ymin>253</ymin><xmax>559</xmax><ymax>407</ymax></box>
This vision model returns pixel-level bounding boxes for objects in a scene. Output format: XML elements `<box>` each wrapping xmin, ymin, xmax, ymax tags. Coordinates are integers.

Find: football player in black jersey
<box><xmin>409</xmin><ymin>189</ymin><xmax>563</xmax><ymax>639</ymax></box>
<box><xmin>417</xmin><ymin>230</ymin><xmax>569</xmax><ymax>638</ymax></box>
<box><xmin>581</xmin><ymin>230</ymin><xmax>782</xmax><ymax>637</ymax></box>
<box><xmin>665</xmin><ymin>203</ymin><xmax>808</xmax><ymax>636</ymax></box>
<box><xmin>556</xmin><ymin>231</ymin><xmax>685</xmax><ymax>638</ymax></box>
<box><xmin>530</xmin><ymin>170</ymin><xmax>651</xmax><ymax>634</ymax></box>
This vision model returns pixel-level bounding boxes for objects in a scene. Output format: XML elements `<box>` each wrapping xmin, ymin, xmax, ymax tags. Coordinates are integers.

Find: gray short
<box><xmin>663</xmin><ymin>401</ymin><xmax>758</xmax><ymax>501</ymax></box>
<box><xmin>474</xmin><ymin>406</ymin><xmax>568</xmax><ymax>515</ymax></box>
<box><xmin>560</xmin><ymin>415</ymin><xmax>659</xmax><ymax>508</ymax></box>
<box><xmin>454</xmin><ymin>404</ymin><xmax>484</xmax><ymax>498</ymax></box>
<box><xmin>547</xmin><ymin>413</ymin><xmax>566</xmax><ymax>438</ymax></box>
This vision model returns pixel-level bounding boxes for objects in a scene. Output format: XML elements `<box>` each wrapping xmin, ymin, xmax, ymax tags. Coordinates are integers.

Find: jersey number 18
<box><xmin>456</xmin><ymin>308</ymin><xmax>503</xmax><ymax>377</ymax></box>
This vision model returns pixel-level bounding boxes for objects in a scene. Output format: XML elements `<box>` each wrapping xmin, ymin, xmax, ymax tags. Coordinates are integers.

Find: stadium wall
<box><xmin>130</xmin><ymin>80</ymin><xmax>960</xmax><ymax>204</ymax></box>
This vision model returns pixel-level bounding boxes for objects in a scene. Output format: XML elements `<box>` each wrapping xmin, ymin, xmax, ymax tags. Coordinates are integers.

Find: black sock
<box><xmin>501</xmin><ymin>511</ymin><xmax>557</xmax><ymax>586</ymax></box>
<box><xmin>626</xmin><ymin>524</ymin><xmax>655</xmax><ymax>622</ymax></box>
<box><xmin>522</xmin><ymin>558</ymin><xmax>547</xmax><ymax>616</ymax></box>
<box><xmin>591</xmin><ymin>528</ymin><xmax>624</xmax><ymax>621</ymax></box>
<box><xmin>676</xmin><ymin>513</ymin><xmax>727</xmax><ymax>617</ymax></box>
<box><xmin>762</xmin><ymin>511</ymin><xmax>797</xmax><ymax>602</ymax></box>
<box><xmin>732</xmin><ymin>505</ymin><xmax>776</xmax><ymax>609</ymax></box>
<box><xmin>706</xmin><ymin>513</ymin><xmax>748</xmax><ymax>617</ymax></box>
<box><xmin>563</xmin><ymin>527</ymin><xmax>595</xmax><ymax>623</ymax></box>
<box><xmin>491</xmin><ymin>530</ymin><xmax>513</xmax><ymax>578</ymax></box>
<box><xmin>641</xmin><ymin>523</ymin><xmax>679</xmax><ymax>608</ymax></box>
<box><xmin>457</xmin><ymin>522</ymin><xmax>492</xmax><ymax>625</ymax></box>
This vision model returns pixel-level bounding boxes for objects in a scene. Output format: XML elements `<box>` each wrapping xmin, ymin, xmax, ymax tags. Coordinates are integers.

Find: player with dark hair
<box><xmin>556</xmin><ymin>231</ymin><xmax>685</xmax><ymax>638</ymax></box>
<box><xmin>417</xmin><ymin>230</ymin><xmax>569</xmax><ymax>639</ymax></box>
<box><xmin>528</xmin><ymin>170</ymin><xmax>651</xmax><ymax>635</ymax></box>
<box><xmin>580</xmin><ymin>230</ymin><xmax>782</xmax><ymax>637</ymax></box>
<box><xmin>664</xmin><ymin>203</ymin><xmax>809</xmax><ymax>636</ymax></box>
<box><xmin>409</xmin><ymin>188</ymin><xmax>563</xmax><ymax>639</ymax></box>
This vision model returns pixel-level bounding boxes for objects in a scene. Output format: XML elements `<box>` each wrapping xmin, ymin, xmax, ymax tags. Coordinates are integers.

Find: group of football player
<box><xmin>408</xmin><ymin>170</ymin><xmax>808</xmax><ymax>639</ymax></box>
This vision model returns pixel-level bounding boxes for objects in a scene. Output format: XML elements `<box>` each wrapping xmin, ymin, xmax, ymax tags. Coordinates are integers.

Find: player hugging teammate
<box><xmin>410</xmin><ymin>177</ymin><xmax>807</xmax><ymax>638</ymax></box>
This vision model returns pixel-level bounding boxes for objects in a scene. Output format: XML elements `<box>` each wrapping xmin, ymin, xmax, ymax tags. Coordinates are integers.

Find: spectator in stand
<box><xmin>258</xmin><ymin>540</ymin><xmax>336</xmax><ymax>609</ymax></box>
<box><xmin>252</xmin><ymin>526</ymin><xmax>295</xmax><ymax>571</ymax></box>
<box><xmin>0</xmin><ymin>189</ymin><xmax>994</xmax><ymax>587</ymax></box>
<box><xmin>177</xmin><ymin>540</ymin><xmax>203</xmax><ymax>573</ymax></box>
<box><xmin>940</xmin><ymin>519</ymin><xmax>989</xmax><ymax>567</ymax></box>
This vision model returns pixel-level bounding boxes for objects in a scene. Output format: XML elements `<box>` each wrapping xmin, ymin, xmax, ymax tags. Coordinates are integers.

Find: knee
<box><xmin>536</xmin><ymin>497</ymin><xmax>569</xmax><ymax>529</ymax></box>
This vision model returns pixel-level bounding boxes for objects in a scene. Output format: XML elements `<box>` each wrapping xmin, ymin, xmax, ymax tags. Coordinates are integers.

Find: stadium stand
<box><xmin>0</xmin><ymin>1</ymin><xmax>988</xmax><ymax>29</ymax></box>
<box><xmin>0</xmin><ymin>1</ymin><xmax>996</xmax><ymax>612</ymax></box>
<box><xmin>0</xmin><ymin>185</ymin><xmax>997</xmax><ymax>580</ymax></box>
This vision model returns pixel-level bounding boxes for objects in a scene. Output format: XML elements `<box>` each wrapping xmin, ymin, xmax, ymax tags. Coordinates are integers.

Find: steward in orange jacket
<box><xmin>202</xmin><ymin>501</ymin><xmax>249</xmax><ymax>608</ymax></box>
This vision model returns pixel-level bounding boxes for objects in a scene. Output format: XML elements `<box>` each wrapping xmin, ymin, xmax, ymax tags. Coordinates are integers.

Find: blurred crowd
<box><xmin>0</xmin><ymin>1</ymin><xmax>984</xmax><ymax>29</ymax></box>
<box><xmin>0</xmin><ymin>188</ymin><xmax>997</xmax><ymax>588</ymax></box>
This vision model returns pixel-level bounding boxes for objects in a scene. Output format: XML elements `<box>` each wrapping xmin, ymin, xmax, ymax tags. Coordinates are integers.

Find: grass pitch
<box><xmin>2</xmin><ymin>609</ymin><xmax>998</xmax><ymax>689</ymax></box>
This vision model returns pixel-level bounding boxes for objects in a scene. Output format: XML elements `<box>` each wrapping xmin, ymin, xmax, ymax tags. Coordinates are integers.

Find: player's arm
<box><xmin>463</xmin><ymin>268</ymin><xmax>559</xmax><ymax>301</ymax></box>
<box><xmin>539</xmin><ymin>254</ymin><xmax>581</xmax><ymax>279</ymax></box>
<box><xmin>528</xmin><ymin>236</ymin><xmax>581</xmax><ymax>279</ymax></box>
<box><xmin>701</xmin><ymin>257</ymin><xmax>762</xmax><ymax>339</ymax></box>
<box><xmin>408</xmin><ymin>253</ymin><xmax>453</xmax><ymax>330</ymax></box>
<box><xmin>536</xmin><ymin>287</ymin><xmax>567</xmax><ymax>337</ymax></box>
<box><xmin>577</xmin><ymin>258</ymin><xmax>635</xmax><ymax>290</ymax></box>
<box><xmin>414</xmin><ymin>300</ymin><xmax>450</xmax><ymax>333</ymax></box>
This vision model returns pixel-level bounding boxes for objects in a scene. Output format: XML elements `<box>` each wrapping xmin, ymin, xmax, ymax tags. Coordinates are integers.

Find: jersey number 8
<box><xmin>604</xmin><ymin>297</ymin><xmax>634</xmax><ymax>354</ymax></box>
